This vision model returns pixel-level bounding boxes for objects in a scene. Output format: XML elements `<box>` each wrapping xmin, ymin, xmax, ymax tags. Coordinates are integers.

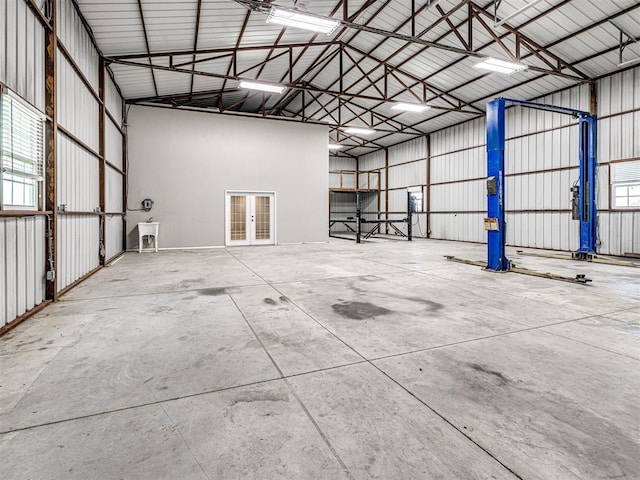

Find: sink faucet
<box><xmin>147</xmin><ymin>217</ymin><xmax>154</xmax><ymax>223</ymax></box>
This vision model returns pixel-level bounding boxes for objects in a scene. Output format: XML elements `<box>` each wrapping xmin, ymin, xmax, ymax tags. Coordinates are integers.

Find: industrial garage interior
<box><xmin>1</xmin><ymin>0</ymin><xmax>639</xmax><ymax>478</ymax></box>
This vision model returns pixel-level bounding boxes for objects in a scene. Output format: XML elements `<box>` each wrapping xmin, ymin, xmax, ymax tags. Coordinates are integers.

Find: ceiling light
<box><xmin>238</xmin><ymin>80</ymin><xmax>286</xmax><ymax>94</ymax></box>
<box><xmin>343</xmin><ymin>127</ymin><xmax>376</xmax><ymax>136</ymax></box>
<box><xmin>391</xmin><ymin>102</ymin><xmax>431</xmax><ymax>113</ymax></box>
<box><xmin>328</xmin><ymin>143</ymin><xmax>344</xmax><ymax>150</ymax></box>
<box><xmin>473</xmin><ymin>58</ymin><xmax>528</xmax><ymax>75</ymax></box>
<box><xmin>266</xmin><ymin>7</ymin><xmax>340</xmax><ymax>35</ymax></box>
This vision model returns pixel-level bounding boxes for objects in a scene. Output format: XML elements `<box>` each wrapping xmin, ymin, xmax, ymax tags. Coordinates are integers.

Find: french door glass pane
<box><xmin>230</xmin><ymin>195</ymin><xmax>246</xmax><ymax>240</ymax></box>
<box><xmin>255</xmin><ymin>196</ymin><xmax>271</xmax><ymax>240</ymax></box>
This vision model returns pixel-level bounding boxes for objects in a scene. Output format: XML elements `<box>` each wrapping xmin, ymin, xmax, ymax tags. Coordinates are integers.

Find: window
<box><xmin>1</xmin><ymin>89</ymin><xmax>45</xmax><ymax>210</ymax></box>
<box><xmin>612</xmin><ymin>160</ymin><xmax>640</xmax><ymax>208</ymax></box>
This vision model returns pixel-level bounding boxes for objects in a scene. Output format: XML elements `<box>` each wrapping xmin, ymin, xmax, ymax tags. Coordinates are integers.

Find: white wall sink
<box><xmin>137</xmin><ymin>222</ymin><xmax>159</xmax><ymax>252</ymax></box>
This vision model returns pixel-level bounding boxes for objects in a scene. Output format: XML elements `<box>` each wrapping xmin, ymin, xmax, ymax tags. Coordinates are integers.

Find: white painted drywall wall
<box><xmin>126</xmin><ymin>106</ymin><xmax>329</xmax><ymax>248</ymax></box>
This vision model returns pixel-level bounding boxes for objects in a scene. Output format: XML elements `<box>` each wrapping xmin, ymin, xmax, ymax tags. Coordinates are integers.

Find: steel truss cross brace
<box><xmin>485</xmin><ymin>98</ymin><xmax>597</xmax><ymax>271</ymax></box>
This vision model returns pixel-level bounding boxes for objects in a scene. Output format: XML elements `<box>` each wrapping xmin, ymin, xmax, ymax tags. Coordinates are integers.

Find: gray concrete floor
<box><xmin>1</xmin><ymin>239</ymin><xmax>639</xmax><ymax>479</ymax></box>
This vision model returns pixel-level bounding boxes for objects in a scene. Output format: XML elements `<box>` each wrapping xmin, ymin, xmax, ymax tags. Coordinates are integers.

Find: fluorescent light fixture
<box><xmin>494</xmin><ymin>0</ymin><xmax>545</xmax><ymax>28</ymax></box>
<box><xmin>328</xmin><ymin>143</ymin><xmax>344</xmax><ymax>150</ymax></box>
<box><xmin>391</xmin><ymin>102</ymin><xmax>431</xmax><ymax>113</ymax></box>
<box><xmin>618</xmin><ymin>56</ymin><xmax>640</xmax><ymax>68</ymax></box>
<box><xmin>473</xmin><ymin>57</ymin><xmax>528</xmax><ymax>75</ymax></box>
<box><xmin>266</xmin><ymin>7</ymin><xmax>340</xmax><ymax>35</ymax></box>
<box><xmin>343</xmin><ymin>127</ymin><xmax>376</xmax><ymax>136</ymax></box>
<box><xmin>238</xmin><ymin>80</ymin><xmax>286</xmax><ymax>94</ymax></box>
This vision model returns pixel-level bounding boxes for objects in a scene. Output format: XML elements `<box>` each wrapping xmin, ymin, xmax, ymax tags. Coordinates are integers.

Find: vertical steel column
<box><xmin>44</xmin><ymin>0</ymin><xmax>58</xmax><ymax>300</ymax></box>
<box><xmin>407</xmin><ymin>191</ymin><xmax>413</xmax><ymax>241</ymax></box>
<box><xmin>356</xmin><ymin>190</ymin><xmax>361</xmax><ymax>244</ymax></box>
<box><xmin>98</xmin><ymin>59</ymin><xmax>106</xmax><ymax>265</ymax></box>
<box><xmin>486</xmin><ymin>98</ymin><xmax>509</xmax><ymax>271</ymax></box>
<box><xmin>575</xmin><ymin>115</ymin><xmax>598</xmax><ymax>256</ymax></box>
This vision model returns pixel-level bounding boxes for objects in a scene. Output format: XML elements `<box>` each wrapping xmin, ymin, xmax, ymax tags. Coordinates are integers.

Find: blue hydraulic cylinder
<box><xmin>486</xmin><ymin>98</ymin><xmax>510</xmax><ymax>271</ymax></box>
<box><xmin>576</xmin><ymin>115</ymin><xmax>598</xmax><ymax>255</ymax></box>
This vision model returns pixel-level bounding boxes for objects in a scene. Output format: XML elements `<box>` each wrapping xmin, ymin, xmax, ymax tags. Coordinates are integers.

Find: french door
<box><xmin>225</xmin><ymin>191</ymin><xmax>275</xmax><ymax>246</ymax></box>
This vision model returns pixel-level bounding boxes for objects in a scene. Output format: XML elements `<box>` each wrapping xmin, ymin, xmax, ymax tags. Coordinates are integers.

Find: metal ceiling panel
<box><xmin>74</xmin><ymin>0</ymin><xmax>640</xmax><ymax>154</ymax></box>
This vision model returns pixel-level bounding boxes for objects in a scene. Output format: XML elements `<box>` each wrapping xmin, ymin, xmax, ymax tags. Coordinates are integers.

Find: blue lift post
<box><xmin>485</xmin><ymin>97</ymin><xmax>598</xmax><ymax>271</ymax></box>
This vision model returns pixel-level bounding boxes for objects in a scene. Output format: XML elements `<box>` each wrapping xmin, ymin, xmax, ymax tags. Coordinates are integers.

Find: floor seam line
<box><xmin>365</xmin><ymin>312</ymin><xmax>618</xmax><ymax>363</ymax></box>
<box><xmin>224</xmin><ymin>250</ymin><xmax>368</xmax><ymax>361</ymax></box>
<box><xmin>538</xmin><ymin>329</ymin><xmax>640</xmax><ymax>362</ymax></box>
<box><xmin>371</xmin><ymin>363</ymin><xmax>524</xmax><ymax>480</ymax></box>
<box><xmin>226</xmin><ymin>291</ymin><xmax>355</xmax><ymax>480</ymax></box>
<box><xmin>156</xmin><ymin>401</ymin><xmax>213</xmax><ymax>480</ymax></box>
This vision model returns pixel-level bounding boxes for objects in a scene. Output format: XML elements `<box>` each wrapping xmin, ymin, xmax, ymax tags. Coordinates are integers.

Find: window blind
<box><xmin>612</xmin><ymin>160</ymin><xmax>640</xmax><ymax>184</ymax></box>
<box><xmin>1</xmin><ymin>91</ymin><xmax>45</xmax><ymax>181</ymax></box>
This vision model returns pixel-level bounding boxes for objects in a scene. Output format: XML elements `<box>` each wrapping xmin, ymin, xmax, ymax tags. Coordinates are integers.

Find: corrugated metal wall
<box><xmin>1</xmin><ymin>2</ymin><xmax>47</xmax><ymax>327</ymax></box>
<box><xmin>0</xmin><ymin>217</ymin><xmax>46</xmax><ymax>327</ymax></box>
<box><xmin>597</xmin><ymin>67</ymin><xmax>640</xmax><ymax>255</ymax></box>
<box><xmin>0</xmin><ymin>0</ymin><xmax>46</xmax><ymax>110</ymax></box>
<box><xmin>104</xmin><ymin>70</ymin><xmax>125</xmax><ymax>262</ymax></box>
<box><xmin>56</xmin><ymin>50</ymin><xmax>100</xmax><ymax>151</ymax></box>
<box><xmin>1</xmin><ymin>0</ymin><xmax>125</xmax><ymax>328</ymax></box>
<box><xmin>57</xmin><ymin>215</ymin><xmax>100</xmax><ymax>290</ymax></box>
<box><xmin>359</xmin><ymin>70</ymin><xmax>640</xmax><ymax>255</ymax></box>
<box><xmin>57</xmin><ymin>0</ymin><xmax>100</xmax><ymax>90</ymax></box>
<box><xmin>57</xmin><ymin>134</ymin><xmax>100</xmax><ymax>212</ymax></box>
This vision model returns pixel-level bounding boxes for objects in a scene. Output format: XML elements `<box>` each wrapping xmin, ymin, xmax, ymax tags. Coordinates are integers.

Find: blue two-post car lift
<box><xmin>485</xmin><ymin>97</ymin><xmax>598</xmax><ymax>272</ymax></box>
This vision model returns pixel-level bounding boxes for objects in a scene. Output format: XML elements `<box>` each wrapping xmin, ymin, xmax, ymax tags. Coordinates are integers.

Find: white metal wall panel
<box><xmin>431</xmin><ymin>147</ymin><xmax>485</xmax><ymax>184</ymax></box>
<box><xmin>506</xmin><ymin>126</ymin><xmax>577</xmax><ymax>176</ymax></box>
<box><xmin>387</xmin><ymin>188</ymin><xmax>407</xmax><ymax>214</ymax></box>
<box><xmin>506</xmin><ymin>169</ymin><xmax>577</xmax><ymax>211</ymax></box>
<box><xmin>1</xmin><ymin>0</ymin><xmax>46</xmax><ymax>110</ymax></box>
<box><xmin>388</xmin><ymin>159</ymin><xmax>426</xmax><ymax>190</ymax></box>
<box><xmin>596</xmin><ymin>66</ymin><xmax>640</xmax><ymax>255</ymax></box>
<box><xmin>329</xmin><ymin>171</ymin><xmax>355</xmax><ymax>189</ymax></box>
<box><xmin>57</xmin><ymin>50</ymin><xmax>100</xmax><ymax>152</ymax></box>
<box><xmin>105</xmin><ymin>118</ymin><xmax>124</xmax><ymax>170</ymax></box>
<box><xmin>329</xmin><ymin>156</ymin><xmax>356</xmax><ymax>171</ymax></box>
<box><xmin>430</xmin><ymin>213</ymin><xmax>485</xmax><ymax>243</ymax></box>
<box><xmin>105</xmin><ymin>215</ymin><xmax>124</xmax><ymax>261</ymax></box>
<box><xmin>430</xmin><ymin>180</ymin><xmax>485</xmax><ymax>213</ymax></box>
<box><xmin>359</xmin><ymin>150</ymin><xmax>386</xmax><ymax>170</ymax></box>
<box><xmin>505</xmin><ymin>212</ymin><xmax>579</xmax><ymax>251</ymax></box>
<box><xmin>57</xmin><ymin>133</ymin><xmax>100</xmax><ymax>212</ymax></box>
<box><xmin>0</xmin><ymin>217</ymin><xmax>46</xmax><ymax>326</ymax></box>
<box><xmin>106</xmin><ymin>166</ymin><xmax>124</xmax><ymax>213</ymax></box>
<box><xmin>388</xmin><ymin>137</ymin><xmax>426</xmax><ymax>166</ymax></box>
<box><xmin>57</xmin><ymin>0</ymin><xmax>100</xmax><ymax>90</ymax></box>
<box><xmin>359</xmin><ymin>171</ymin><xmax>380</xmax><ymax>190</ymax></box>
<box><xmin>431</xmin><ymin>117</ymin><xmax>485</xmax><ymax>157</ymax></box>
<box><xmin>57</xmin><ymin>215</ymin><xmax>100</xmax><ymax>291</ymax></box>
<box><xmin>105</xmin><ymin>70</ymin><xmax>124</xmax><ymax>125</ymax></box>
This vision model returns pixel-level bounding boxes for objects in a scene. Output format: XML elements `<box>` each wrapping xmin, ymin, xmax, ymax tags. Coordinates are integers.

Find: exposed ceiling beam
<box><xmin>189</xmin><ymin>0</ymin><xmax>204</xmax><ymax>98</ymax></box>
<box><xmin>135</xmin><ymin>0</ymin><xmax>158</xmax><ymax>98</ymax></box>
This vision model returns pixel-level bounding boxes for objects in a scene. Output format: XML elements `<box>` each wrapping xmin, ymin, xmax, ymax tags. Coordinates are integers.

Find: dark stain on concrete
<box><xmin>264</xmin><ymin>298</ymin><xmax>277</xmax><ymax>305</ymax></box>
<box><xmin>469</xmin><ymin>363</ymin><xmax>510</xmax><ymax>386</ymax></box>
<box><xmin>16</xmin><ymin>338</ymin><xmax>43</xmax><ymax>347</ymax></box>
<box><xmin>198</xmin><ymin>287</ymin><xmax>228</xmax><ymax>296</ymax></box>
<box><xmin>279</xmin><ymin>296</ymin><xmax>289</xmax><ymax>303</ymax></box>
<box><xmin>415</xmin><ymin>298</ymin><xmax>444</xmax><ymax>312</ymax></box>
<box><xmin>177</xmin><ymin>335</ymin><xmax>188</xmax><ymax>341</ymax></box>
<box><xmin>158</xmin><ymin>386</ymin><xmax>169</xmax><ymax>391</ymax></box>
<box><xmin>109</xmin><ymin>278</ymin><xmax>128</xmax><ymax>282</ymax></box>
<box><xmin>332</xmin><ymin>301</ymin><xmax>392</xmax><ymax>320</ymax></box>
